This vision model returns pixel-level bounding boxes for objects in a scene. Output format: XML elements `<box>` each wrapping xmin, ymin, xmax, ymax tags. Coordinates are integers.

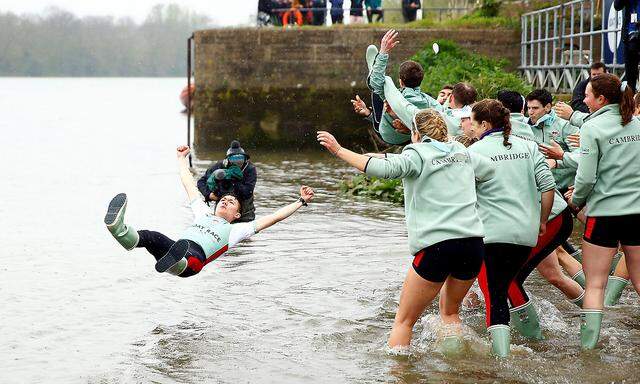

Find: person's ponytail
<box><xmin>620</xmin><ymin>83</ymin><xmax>635</xmax><ymax>125</ymax></box>
<box><xmin>591</xmin><ymin>73</ymin><xmax>635</xmax><ymax>125</ymax></box>
<box><xmin>472</xmin><ymin>99</ymin><xmax>512</xmax><ymax>148</ymax></box>
<box><xmin>501</xmin><ymin>106</ymin><xmax>512</xmax><ymax>148</ymax></box>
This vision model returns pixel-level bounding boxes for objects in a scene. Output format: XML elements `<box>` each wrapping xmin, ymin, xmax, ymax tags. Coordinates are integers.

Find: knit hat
<box><xmin>226</xmin><ymin>140</ymin><xmax>250</xmax><ymax>159</ymax></box>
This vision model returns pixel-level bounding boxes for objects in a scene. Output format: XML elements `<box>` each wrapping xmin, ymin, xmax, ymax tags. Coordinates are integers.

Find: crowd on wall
<box><xmin>257</xmin><ymin>0</ymin><xmax>422</xmax><ymax>27</ymax></box>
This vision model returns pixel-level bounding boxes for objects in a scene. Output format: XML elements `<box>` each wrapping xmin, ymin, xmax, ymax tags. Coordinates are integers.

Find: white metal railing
<box><xmin>520</xmin><ymin>0</ymin><xmax>625</xmax><ymax>93</ymax></box>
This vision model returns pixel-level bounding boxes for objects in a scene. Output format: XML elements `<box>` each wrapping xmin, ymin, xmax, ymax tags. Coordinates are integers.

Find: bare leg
<box><xmin>388</xmin><ymin>268</ymin><xmax>445</xmax><ymax>348</ymax></box>
<box><xmin>621</xmin><ymin>246</ymin><xmax>640</xmax><ymax>295</ymax></box>
<box><xmin>439</xmin><ymin>276</ymin><xmax>476</xmax><ymax>325</ymax></box>
<box><xmin>557</xmin><ymin>246</ymin><xmax>583</xmax><ymax>276</ymax></box>
<box><xmin>582</xmin><ymin>241</ymin><xmax>618</xmax><ymax>310</ymax></box>
<box><xmin>536</xmin><ymin>251</ymin><xmax>584</xmax><ymax>300</ymax></box>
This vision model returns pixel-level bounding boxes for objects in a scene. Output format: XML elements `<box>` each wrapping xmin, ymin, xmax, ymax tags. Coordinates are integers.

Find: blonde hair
<box><xmin>414</xmin><ymin>109</ymin><xmax>448</xmax><ymax>142</ymax></box>
<box><xmin>454</xmin><ymin>134</ymin><xmax>476</xmax><ymax>147</ymax></box>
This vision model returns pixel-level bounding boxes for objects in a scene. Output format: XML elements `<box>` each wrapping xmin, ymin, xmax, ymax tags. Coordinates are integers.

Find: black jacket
<box><xmin>570</xmin><ymin>78</ymin><xmax>590</xmax><ymax>113</ymax></box>
<box><xmin>197</xmin><ymin>161</ymin><xmax>258</xmax><ymax>202</ymax></box>
<box><xmin>615</xmin><ymin>0</ymin><xmax>639</xmax><ymax>42</ymax></box>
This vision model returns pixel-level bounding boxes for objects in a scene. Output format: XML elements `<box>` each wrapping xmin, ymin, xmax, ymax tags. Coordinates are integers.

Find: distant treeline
<box><xmin>0</xmin><ymin>4</ymin><xmax>212</xmax><ymax>76</ymax></box>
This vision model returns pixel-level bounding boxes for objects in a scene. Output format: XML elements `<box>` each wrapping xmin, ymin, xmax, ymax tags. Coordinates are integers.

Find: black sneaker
<box><xmin>155</xmin><ymin>239</ymin><xmax>189</xmax><ymax>273</ymax></box>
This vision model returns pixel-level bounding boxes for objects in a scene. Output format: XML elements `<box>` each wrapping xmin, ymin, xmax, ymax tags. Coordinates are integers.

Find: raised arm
<box><xmin>255</xmin><ymin>186</ymin><xmax>314</xmax><ymax>232</ymax></box>
<box><xmin>384</xmin><ymin>76</ymin><xmax>420</xmax><ymax>129</ymax></box>
<box><xmin>177</xmin><ymin>146</ymin><xmax>202</xmax><ymax>202</ymax></box>
<box><xmin>368</xmin><ymin>30</ymin><xmax>399</xmax><ymax>99</ymax></box>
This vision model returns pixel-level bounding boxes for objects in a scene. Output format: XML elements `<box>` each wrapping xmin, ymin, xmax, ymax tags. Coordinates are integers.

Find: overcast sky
<box><xmin>0</xmin><ymin>0</ymin><xmax>262</xmax><ymax>26</ymax></box>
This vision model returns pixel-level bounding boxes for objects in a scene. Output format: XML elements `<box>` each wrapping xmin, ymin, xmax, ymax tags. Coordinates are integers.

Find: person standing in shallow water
<box><xmin>317</xmin><ymin>101</ymin><xmax>495</xmax><ymax>352</ymax></box>
<box><xmin>197</xmin><ymin>140</ymin><xmax>257</xmax><ymax>222</ymax></box>
<box><xmin>104</xmin><ymin>145</ymin><xmax>314</xmax><ymax>278</ymax></box>
<box><xmin>465</xmin><ymin>99</ymin><xmax>556</xmax><ymax>357</ymax></box>
<box><xmin>565</xmin><ymin>73</ymin><xmax>640</xmax><ymax>350</ymax></box>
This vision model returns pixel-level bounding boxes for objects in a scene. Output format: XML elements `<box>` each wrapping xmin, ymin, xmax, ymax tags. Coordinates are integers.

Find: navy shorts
<box><xmin>583</xmin><ymin>214</ymin><xmax>640</xmax><ymax>248</ymax></box>
<box><xmin>412</xmin><ymin>237</ymin><xmax>484</xmax><ymax>283</ymax></box>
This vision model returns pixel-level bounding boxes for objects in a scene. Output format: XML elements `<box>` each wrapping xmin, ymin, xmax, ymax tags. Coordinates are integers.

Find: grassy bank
<box><xmin>340</xmin><ymin>174</ymin><xmax>404</xmax><ymax>205</ymax></box>
<box><xmin>339</xmin><ymin>38</ymin><xmax>531</xmax><ymax>204</ymax></box>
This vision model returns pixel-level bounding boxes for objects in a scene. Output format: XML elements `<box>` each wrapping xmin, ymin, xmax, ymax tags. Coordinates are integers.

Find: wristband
<box><xmin>298</xmin><ymin>197</ymin><xmax>308</xmax><ymax>207</ymax></box>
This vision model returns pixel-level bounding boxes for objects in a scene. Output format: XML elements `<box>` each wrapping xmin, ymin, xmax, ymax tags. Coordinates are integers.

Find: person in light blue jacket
<box><xmin>565</xmin><ymin>74</ymin><xmax>640</xmax><ymax>350</ymax></box>
<box><xmin>466</xmin><ymin>99</ymin><xmax>556</xmax><ymax>357</ymax></box>
<box><xmin>317</xmin><ymin>97</ymin><xmax>495</xmax><ymax>352</ymax></box>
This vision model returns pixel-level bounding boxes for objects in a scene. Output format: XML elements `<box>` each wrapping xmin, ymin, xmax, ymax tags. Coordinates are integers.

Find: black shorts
<box><xmin>583</xmin><ymin>214</ymin><xmax>640</xmax><ymax>248</ymax></box>
<box><xmin>412</xmin><ymin>237</ymin><xmax>484</xmax><ymax>283</ymax></box>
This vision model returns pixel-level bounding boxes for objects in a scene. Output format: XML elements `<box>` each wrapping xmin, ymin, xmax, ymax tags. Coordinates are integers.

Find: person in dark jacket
<box><xmin>312</xmin><ymin>0</ymin><xmax>327</xmax><ymax>25</ymax></box>
<box><xmin>257</xmin><ymin>0</ymin><xmax>273</xmax><ymax>26</ymax></box>
<box><xmin>365</xmin><ymin>0</ymin><xmax>384</xmax><ymax>23</ymax></box>
<box><xmin>402</xmin><ymin>0</ymin><xmax>421</xmax><ymax>23</ymax></box>
<box><xmin>615</xmin><ymin>0</ymin><xmax>640</xmax><ymax>91</ymax></box>
<box><xmin>330</xmin><ymin>0</ymin><xmax>344</xmax><ymax>24</ymax></box>
<box><xmin>350</xmin><ymin>0</ymin><xmax>364</xmax><ymax>23</ymax></box>
<box><xmin>570</xmin><ymin>62</ymin><xmax>607</xmax><ymax>113</ymax></box>
<box><xmin>197</xmin><ymin>140</ymin><xmax>257</xmax><ymax>222</ymax></box>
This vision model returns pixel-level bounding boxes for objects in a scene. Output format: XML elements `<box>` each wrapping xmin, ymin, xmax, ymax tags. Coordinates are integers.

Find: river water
<box><xmin>1</xmin><ymin>78</ymin><xmax>638</xmax><ymax>383</ymax></box>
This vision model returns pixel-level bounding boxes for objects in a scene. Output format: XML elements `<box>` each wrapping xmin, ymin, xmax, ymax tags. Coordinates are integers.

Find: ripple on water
<box><xmin>4</xmin><ymin>79</ymin><xmax>640</xmax><ymax>383</ymax></box>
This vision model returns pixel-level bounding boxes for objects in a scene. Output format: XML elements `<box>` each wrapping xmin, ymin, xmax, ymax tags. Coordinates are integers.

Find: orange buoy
<box><xmin>282</xmin><ymin>8</ymin><xmax>303</xmax><ymax>27</ymax></box>
<box><xmin>180</xmin><ymin>83</ymin><xmax>195</xmax><ymax>110</ymax></box>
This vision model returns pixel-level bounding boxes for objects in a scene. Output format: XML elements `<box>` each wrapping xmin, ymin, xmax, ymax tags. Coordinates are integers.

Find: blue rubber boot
<box><xmin>580</xmin><ymin>310</ymin><xmax>603</xmax><ymax>350</ymax></box>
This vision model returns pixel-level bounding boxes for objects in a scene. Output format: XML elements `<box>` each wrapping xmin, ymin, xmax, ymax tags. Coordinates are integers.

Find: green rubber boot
<box><xmin>572</xmin><ymin>270</ymin><xmax>586</xmax><ymax>289</ymax></box>
<box><xmin>509</xmin><ymin>300</ymin><xmax>544</xmax><ymax>340</ymax></box>
<box><xmin>580</xmin><ymin>310</ymin><xmax>603</xmax><ymax>350</ymax></box>
<box><xmin>488</xmin><ymin>325</ymin><xmax>511</xmax><ymax>358</ymax></box>
<box><xmin>604</xmin><ymin>276</ymin><xmax>629</xmax><ymax>307</ymax></box>
<box><xmin>366</xmin><ymin>44</ymin><xmax>378</xmax><ymax>73</ymax></box>
<box><xmin>105</xmin><ymin>193</ymin><xmax>139</xmax><ymax>250</ymax></box>
<box><xmin>440</xmin><ymin>335</ymin><xmax>464</xmax><ymax>356</ymax></box>
<box><xmin>609</xmin><ymin>252</ymin><xmax>623</xmax><ymax>275</ymax></box>
<box><xmin>571</xmin><ymin>250</ymin><xmax>582</xmax><ymax>263</ymax></box>
<box><xmin>569</xmin><ymin>291</ymin><xmax>585</xmax><ymax>308</ymax></box>
<box><xmin>155</xmin><ymin>239</ymin><xmax>190</xmax><ymax>276</ymax></box>
<box><xmin>166</xmin><ymin>259</ymin><xmax>188</xmax><ymax>276</ymax></box>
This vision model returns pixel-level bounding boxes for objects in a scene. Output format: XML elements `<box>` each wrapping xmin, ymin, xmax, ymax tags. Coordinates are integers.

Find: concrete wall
<box><xmin>194</xmin><ymin>27</ymin><xmax>520</xmax><ymax>150</ymax></box>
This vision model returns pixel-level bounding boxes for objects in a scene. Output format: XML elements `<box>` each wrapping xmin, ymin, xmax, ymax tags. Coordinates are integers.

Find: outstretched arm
<box><xmin>317</xmin><ymin>130</ymin><xmax>422</xmax><ymax>178</ymax></box>
<box><xmin>317</xmin><ymin>131</ymin><xmax>370</xmax><ymax>171</ymax></box>
<box><xmin>255</xmin><ymin>186</ymin><xmax>314</xmax><ymax>232</ymax></box>
<box><xmin>177</xmin><ymin>146</ymin><xmax>202</xmax><ymax>201</ymax></box>
<box><xmin>369</xmin><ymin>30</ymin><xmax>399</xmax><ymax>98</ymax></box>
